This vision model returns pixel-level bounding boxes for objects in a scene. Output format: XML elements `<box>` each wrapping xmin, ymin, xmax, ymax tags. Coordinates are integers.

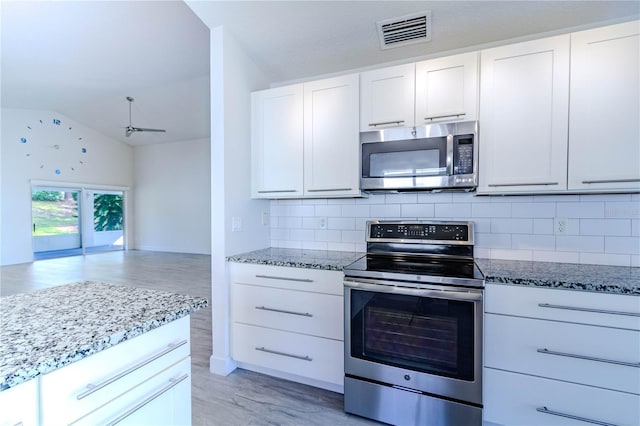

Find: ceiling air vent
<box><xmin>376</xmin><ymin>11</ymin><xmax>432</xmax><ymax>50</ymax></box>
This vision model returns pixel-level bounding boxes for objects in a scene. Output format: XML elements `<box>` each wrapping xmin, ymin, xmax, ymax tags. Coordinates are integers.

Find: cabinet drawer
<box><xmin>484</xmin><ymin>368</ymin><xmax>640</xmax><ymax>426</ymax></box>
<box><xmin>0</xmin><ymin>379</ymin><xmax>38</xmax><ymax>426</ymax></box>
<box><xmin>230</xmin><ymin>263</ymin><xmax>343</xmax><ymax>295</ymax></box>
<box><xmin>486</xmin><ymin>284</ymin><xmax>640</xmax><ymax>330</ymax></box>
<box><xmin>233</xmin><ymin>283</ymin><xmax>343</xmax><ymax>340</ymax></box>
<box><xmin>232</xmin><ymin>323</ymin><xmax>343</xmax><ymax>385</ymax></box>
<box><xmin>485</xmin><ymin>314</ymin><xmax>640</xmax><ymax>394</ymax></box>
<box><xmin>40</xmin><ymin>316</ymin><xmax>190</xmax><ymax>425</ymax></box>
<box><xmin>71</xmin><ymin>357</ymin><xmax>191</xmax><ymax>426</ymax></box>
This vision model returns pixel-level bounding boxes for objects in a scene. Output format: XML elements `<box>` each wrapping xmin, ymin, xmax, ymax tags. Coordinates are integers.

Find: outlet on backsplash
<box><xmin>317</xmin><ymin>217</ymin><xmax>327</xmax><ymax>229</ymax></box>
<box><xmin>554</xmin><ymin>217</ymin><xmax>568</xmax><ymax>235</ymax></box>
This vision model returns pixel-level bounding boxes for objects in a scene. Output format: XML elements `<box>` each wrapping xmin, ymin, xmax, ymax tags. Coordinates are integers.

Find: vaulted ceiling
<box><xmin>2</xmin><ymin>1</ymin><xmax>638</xmax><ymax>146</ymax></box>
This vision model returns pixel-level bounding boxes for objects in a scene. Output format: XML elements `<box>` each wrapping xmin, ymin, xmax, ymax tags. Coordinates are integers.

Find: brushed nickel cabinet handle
<box><xmin>368</xmin><ymin>120</ymin><xmax>405</xmax><ymax>127</ymax></box>
<box><xmin>255</xmin><ymin>306</ymin><xmax>313</xmax><ymax>317</ymax></box>
<box><xmin>104</xmin><ymin>373</ymin><xmax>189</xmax><ymax>426</ymax></box>
<box><xmin>76</xmin><ymin>339</ymin><xmax>188</xmax><ymax>400</ymax></box>
<box><xmin>537</xmin><ymin>348</ymin><xmax>640</xmax><ymax>368</ymax></box>
<box><xmin>424</xmin><ymin>113</ymin><xmax>466</xmax><ymax>121</ymax></box>
<box><xmin>488</xmin><ymin>182</ymin><xmax>559</xmax><ymax>187</ymax></box>
<box><xmin>255</xmin><ymin>274</ymin><xmax>313</xmax><ymax>283</ymax></box>
<box><xmin>257</xmin><ymin>190</ymin><xmax>297</xmax><ymax>193</ymax></box>
<box><xmin>255</xmin><ymin>346</ymin><xmax>312</xmax><ymax>361</ymax></box>
<box><xmin>538</xmin><ymin>303</ymin><xmax>640</xmax><ymax>317</ymax></box>
<box><xmin>307</xmin><ymin>188</ymin><xmax>353</xmax><ymax>192</ymax></box>
<box><xmin>536</xmin><ymin>406</ymin><xmax>618</xmax><ymax>426</ymax></box>
<box><xmin>582</xmin><ymin>178</ymin><xmax>640</xmax><ymax>184</ymax></box>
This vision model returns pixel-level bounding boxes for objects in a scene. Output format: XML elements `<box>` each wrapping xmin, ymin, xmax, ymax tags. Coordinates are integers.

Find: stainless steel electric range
<box><xmin>343</xmin><ymin>220</ymin><xmax>485</xmax><ymax>426</ymax></box>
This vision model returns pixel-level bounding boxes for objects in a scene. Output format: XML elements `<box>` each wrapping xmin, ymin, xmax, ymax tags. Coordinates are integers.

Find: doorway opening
<box><xmin>32</xmin><ymin>186</ymin><xmax>125</xmax><ymax>260</ymax></box>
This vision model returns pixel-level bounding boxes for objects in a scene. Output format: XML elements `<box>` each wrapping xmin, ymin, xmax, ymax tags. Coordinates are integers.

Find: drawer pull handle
<box><xmin>104</xmin><ymin>373</ymin><xmax>189</xmax><ymax>426</ymax></box>
<box><xmin>488</xmin><ymin>182</ymin><xmax>559</xmax><ymax>187</ymax></box>
<box><xmin>255</xmin><ymin>346</ymin><xmax>312</xmax><ymax>361</ymax></box>
<box><xmin>536</xmin><ymin>406</ymin><xmax>618</xmax><ymax>426</ymax></box>
<box><xmin>424</xmin><ymin>113</ymin><xmax>466</xmax><ymax>121</ymax></box>
<box><xmin>368</xmin><ymin>120</ymin><xmax>405</xmax><ymax>127</ymax></box>
<box><xmin>76</xmin><ymin>339</ymin><xmax>188</xmax><ymax>400</ymax></box>
<box><xmin>538</xmin><ymin>303</ymin><xmax>640</xmax><ymax>317</ymax></box>
<box><xmin>255</xmin><ymin>274</ymin><xmax>313</xmax><ymax>283</ymax></box>
<box><xmin>582</xmin><ymin>178</ymin><xmax>640</xmax><ymax>184</ymax></box>
<box><xmin>255</xmin><ymin>306</ymin><xmax>313</xmax><ymax>317</ymax></box>
<box><xmin>537</xmin><ymin>348</ymin><xmax>640</xmax><ymax>368</ymax></box>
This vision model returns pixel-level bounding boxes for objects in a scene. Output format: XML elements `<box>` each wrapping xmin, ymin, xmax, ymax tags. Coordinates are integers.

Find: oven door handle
<box><xmin>344</xmin><ymin>279</ymin><xmax>483</xmax><ymax>302</ymax></box>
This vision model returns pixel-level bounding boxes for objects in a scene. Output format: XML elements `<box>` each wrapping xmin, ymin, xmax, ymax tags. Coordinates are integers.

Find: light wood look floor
<box><xmin>0</xmin><ymin>251</ymin><xmax>376</xmax><ymax>425</ymax></box>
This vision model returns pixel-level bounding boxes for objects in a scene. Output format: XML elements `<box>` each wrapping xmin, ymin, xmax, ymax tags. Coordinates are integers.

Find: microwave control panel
<box><xmin>453</xmin><ymin>136</ymin><xmax>474</xmax><ymax>175</ymax></box>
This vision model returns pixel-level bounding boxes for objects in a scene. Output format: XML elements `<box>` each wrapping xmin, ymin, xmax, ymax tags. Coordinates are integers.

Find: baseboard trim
<box><xmin>210</xmin><ymin>354</ymin><xmax>237</xmax><ymax>376</ymax></box>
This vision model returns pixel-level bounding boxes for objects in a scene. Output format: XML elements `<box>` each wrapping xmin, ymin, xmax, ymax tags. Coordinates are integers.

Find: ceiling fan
<box><xmin>125</xmin><ymin>96</ymin><xmax>166</xmax><ymax>137</ymax></box>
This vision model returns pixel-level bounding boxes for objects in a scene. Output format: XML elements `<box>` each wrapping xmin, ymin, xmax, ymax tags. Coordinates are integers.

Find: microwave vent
<box><xmin>376</xmin><ymin>11</ymin><xmax>432</xmax><ymax>50</ymax></box>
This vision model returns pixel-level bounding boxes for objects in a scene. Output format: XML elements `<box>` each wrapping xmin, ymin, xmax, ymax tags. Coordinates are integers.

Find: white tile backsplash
<box><xmin>269</xmin><ymin>193</ymin><xmax>639</xmax><ymax>266</ymax></box>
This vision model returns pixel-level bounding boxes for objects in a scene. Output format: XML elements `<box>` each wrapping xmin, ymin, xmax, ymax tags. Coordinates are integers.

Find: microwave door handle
<box><xmin>446</xmin><ymin>134</ymin><xmax>454</xmax><ymax>176</ymax></box>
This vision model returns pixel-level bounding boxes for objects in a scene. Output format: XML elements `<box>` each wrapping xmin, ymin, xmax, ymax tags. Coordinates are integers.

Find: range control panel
<box><xmin>368</xmin><ymin>222</ymin><xmax>471</xmax><ymax>243</ymax></box>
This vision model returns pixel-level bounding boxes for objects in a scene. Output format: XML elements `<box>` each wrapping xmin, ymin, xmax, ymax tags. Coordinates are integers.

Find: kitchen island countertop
<box><xmin>0</xmin><ymin>281</ymin><xmax>208</xmax><ymax>391</ymax></box>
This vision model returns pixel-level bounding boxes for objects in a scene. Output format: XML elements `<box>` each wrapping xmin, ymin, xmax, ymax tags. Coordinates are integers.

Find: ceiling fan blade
<box><xmin>133</xmin><ymin>127</ymin><xmax>166</xmax><ymax>133</ymax></box>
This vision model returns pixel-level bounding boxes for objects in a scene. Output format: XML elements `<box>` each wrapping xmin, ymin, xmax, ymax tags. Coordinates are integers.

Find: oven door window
<box><xmin>350</xmin><ymin>289</ymin><xmax>475</xmax><ymax>381</ymax></box>
<box><xmin>362</xmin><ymin>137</ymin><xmax>447</xmax><ymax>178</ymax></box>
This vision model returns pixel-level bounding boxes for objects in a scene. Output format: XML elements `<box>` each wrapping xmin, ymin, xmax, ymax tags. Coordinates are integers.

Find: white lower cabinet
<box><xmin>1</xmin><ymin>316</ymin><xmax>193</xmax><ymax>426</ymax></box>
<box><xmin>0</xmin><ymin>379</ymin><xmax>38</xmax><ymax>426</ymax></box>
<box><xmin>484</xmin><ymin>284</ymin><xmax>640</xmax><ymax>425</ymax></box>
<box><xmin>230</xmin><ymin>262</ymin><xmax>344</xmax><ymax>391</ymax></box>
<box><xmin>485</xmin><ymin>368</ymin><xmax>640</xmax><ymax>426</ymax></box>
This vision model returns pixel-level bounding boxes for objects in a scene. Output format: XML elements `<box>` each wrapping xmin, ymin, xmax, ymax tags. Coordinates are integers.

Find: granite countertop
<box><xmin>226</xmin><ymin>247</ymin><xmax>364</xmax><ymax>271</ymax></box>
<box><xmin>476</xmin><ymin>258</ymin><xmax>640</xmax><ymax>296</ymax></box>
<box><xmin>228</xmin><ymin>247</ymin><xmax>639</xmax><ymax>296</ymax></box>
<box><xmin>0</xmin><ymin>281</ymin><xmax>208</xmax><ymax>391</ymax></box>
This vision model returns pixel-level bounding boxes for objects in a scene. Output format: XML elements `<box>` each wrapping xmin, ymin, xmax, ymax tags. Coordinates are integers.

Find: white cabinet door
<box><xmin>360</xmin><ymin>63</ymin><xmax>415</xmax><ymax>131</ymax></box>
<box><xmin>304</xmin><ymin>74</ymin><xmax>360</xmax><ymax>197</ymax></box>
<box><xmin>568</xmin><ymin>20</ymin><xmax>640</xmax><ymax>192</ymax></box>
<box><xmin>251</xmin><ymin>84</ymin><xmax>304</xmax><ymax>198</ymax></box>
<box><xmin>478</xmin><ymin>35</ymin><xmax>570</xmax><ymax>194</ymax></box>
<box><xmin>415</xmin><ymin>52</ymin><xmax>479</xmax><ymax>125</ymax></box>
<box><xmin>0</xmin><ymin>379</ymin><xmax>38</xmax><ymax>426</ymax></box>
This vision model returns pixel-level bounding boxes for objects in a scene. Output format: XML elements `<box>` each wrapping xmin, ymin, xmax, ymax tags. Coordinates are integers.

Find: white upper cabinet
<box><xmin>568</xmin><ymin>20</ymin><xmax>640</xmax><ymax>192</ymax></box>
<box><xmin>360</xmin><ymin>63</ymin><xmax>415</xmax><ymax>131</ymax></box>
<box><xmin>251</xmin><ymin>84</ymin><xmax>304</xmax><ymax>198</ymax></box>
<box><xmin>478</xmin><ymin>35</ymin><xmax>570</xmax><ymax>194</ymax></box>
<box><xmin>415</xmin><ymin>52</ymin><xmax>479</xmax><ymax>125</ymax></box>
<box><xmin>304</xmin><ymin>74</ymin><xmax>360</xmax><ymax>197</ymax></box>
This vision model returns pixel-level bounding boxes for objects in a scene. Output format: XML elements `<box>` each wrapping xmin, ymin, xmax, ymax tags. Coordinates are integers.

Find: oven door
<box><xmin>344</xmin><ymin>278</ymin><xmax>483</xmax><ymax>405</ymax></box>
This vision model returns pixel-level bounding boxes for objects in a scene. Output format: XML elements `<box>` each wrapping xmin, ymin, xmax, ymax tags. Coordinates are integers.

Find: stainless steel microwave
<box><xmin>360</xmin><ymin>121</ymin><xmax>478</xmax><ymax>192</ymax></box>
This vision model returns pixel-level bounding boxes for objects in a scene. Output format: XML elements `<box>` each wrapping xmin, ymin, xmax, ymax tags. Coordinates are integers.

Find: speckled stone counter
<box><xmin>226</xmin><ymin>247</ymin><xmax>365</xmax><ymax>271</ymax></box>
<box><xmin>0</xmin><ymin>281</ymin><xmax>208</xmax><ymax>391</ymax></box>
<box><xmin>476</xmin><ymin>258</ymin><xmax>640</xmax><ymax>295</ymax></box>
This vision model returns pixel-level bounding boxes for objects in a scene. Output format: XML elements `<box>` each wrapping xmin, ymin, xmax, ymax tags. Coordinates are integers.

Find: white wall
<box><xmin>269</xmin><ymin>192</ymin><xmax>640</xmax><ymax>267</ymax></box>
<box><xmin>1</xmin><ymin>108</ymin><xmax>133</xmax><ymax>265</ymax></box>
<box><xmin>133</xmin><ymin>138</ymin><xmax>211</xmax><ymax>254</ymax></box>
<box><xmin>208</xmin><ymin>26</ymin><xmax>271</xmax><ymax>376</ymax></box>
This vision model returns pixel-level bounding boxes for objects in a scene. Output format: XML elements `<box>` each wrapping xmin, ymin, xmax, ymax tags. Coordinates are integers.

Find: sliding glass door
<box><xmin>32</xmin><ymin>187</ymin><xmax>125</xmax><ymax>260</ymax></box>
<box><xmin>32</xmin><ymin>187</ymin><xmax>82</xmax><ymax>258</ymax></box>
<box><xmin>85</xmin><ymin>190</ymin><xmax>124</xmax><ymax>253</ymax></box>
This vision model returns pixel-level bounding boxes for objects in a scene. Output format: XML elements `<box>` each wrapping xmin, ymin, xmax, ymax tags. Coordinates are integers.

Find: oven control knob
<box><xmin>404</xmin><ymin>374</ymin><xmax>411</xmax><ymax>381</ymax></box>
